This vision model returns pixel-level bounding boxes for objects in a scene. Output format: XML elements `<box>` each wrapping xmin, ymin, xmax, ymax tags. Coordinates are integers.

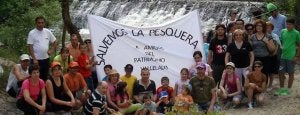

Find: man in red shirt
<box><xmin>77</xmin><ymin>43</ymin><xmax>97</xmax><ymax>91</ymax></box>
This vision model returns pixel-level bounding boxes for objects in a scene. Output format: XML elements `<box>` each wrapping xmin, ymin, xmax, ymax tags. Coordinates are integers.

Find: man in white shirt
<box><xmin>6</xmin><ymin>54</ymin><xmax>30</xmax><ymax>97</ymax></box>
<box><xmin>27</xmin><ymin>16</ymin><xmax>57</xmax><ymax>81</ymax></box>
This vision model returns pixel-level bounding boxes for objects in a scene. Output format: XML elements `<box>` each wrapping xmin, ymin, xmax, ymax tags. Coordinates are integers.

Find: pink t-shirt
<box><xmin>17</xmin><ymin>79</ymin><xmax>45</xmax><ymax>101</ymax></box>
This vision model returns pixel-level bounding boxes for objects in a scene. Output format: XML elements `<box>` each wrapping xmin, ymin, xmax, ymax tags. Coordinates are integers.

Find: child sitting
<box><xmin>175</xmin><ymin>85</ymin><xmax>193</xmax><ymax>112</ymax></box>
<box><xmin>115</xmin><ymin>82</ymin><xmax>142</xmax><ymax>114</ymax></box>
<box><xmin>142</xmin><ymin>94</ymin><xmax>157</xmax><ymax>113</ymax></box>
<box><xmin>156</xmin><ymin>91</ymin><xmax>173</xmax><ymax>114</ymax></box>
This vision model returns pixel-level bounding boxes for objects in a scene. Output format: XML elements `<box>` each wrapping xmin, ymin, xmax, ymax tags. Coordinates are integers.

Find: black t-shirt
<box><xmin>227</xmin><ymin>42</ymin><xmax>253</xmax><ymax>68</ymax></box>
<box><xmin>209</xmin><ymin>38</ymin><xmax>228</xmax><ymax>65</ymax></box>
<box><xmin>133</xmin><ymin>80</ymin><xmax>156</xmax><ymax>102</ymax></box>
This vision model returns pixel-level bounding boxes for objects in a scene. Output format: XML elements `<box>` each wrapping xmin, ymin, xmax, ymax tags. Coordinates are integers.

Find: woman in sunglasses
<box><xmin>244</xmin><ymin>61</ymin><xmax>266</xmax><ymax>109</ymax></box>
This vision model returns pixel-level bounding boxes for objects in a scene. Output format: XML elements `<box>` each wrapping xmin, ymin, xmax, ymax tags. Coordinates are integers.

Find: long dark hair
<box><xmin>116</xmin><ymin>82</ymin><xmax>128</xmax><ymax>101</ymax></box>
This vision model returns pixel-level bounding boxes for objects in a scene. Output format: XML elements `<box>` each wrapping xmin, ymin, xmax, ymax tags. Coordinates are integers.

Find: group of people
<box><xmin>5</xmin><ymin>2</ymin><xmax>300</xmax><ymax>115</ymax></box>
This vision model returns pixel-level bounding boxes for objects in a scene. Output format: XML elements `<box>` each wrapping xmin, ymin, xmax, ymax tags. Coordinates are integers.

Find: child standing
<box><xmin>115</xmin><ymin>82</ymin><xmax>142</xmax><ymax>114</ymax></box>
<box><xmin>78</xmin><ymin>43</ymin><xmax>97</xmax><ymax>91</ymax></box>
<box><xmin>174</xmin><ymin>68</ymin><xmax>190</xmax><ymax>96</ymax></box>
<box><xmin>175</xmin><ymin>85</ymin><xmax>193</xmax><ymax>112</ymax></box>
<box><xmin>156</xmin><ymin>76</ymin><xmax>174</xmax><ymax>103</ymax></box>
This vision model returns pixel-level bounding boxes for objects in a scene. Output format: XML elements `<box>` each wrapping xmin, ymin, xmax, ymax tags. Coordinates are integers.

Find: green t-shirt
<box><xmin>53</xmin><ymin>55</ymin><xmax>73</xmax><ymax>74</ymax></box>
<box><xmin>189</xmin><ymin>76</ymin><xmax>216</xmax><ymax>103</ymax></box>
<box><xmin>281</xmin><ymin>28</ymin><xmax>300</xmax><ymax>60</ymax></box>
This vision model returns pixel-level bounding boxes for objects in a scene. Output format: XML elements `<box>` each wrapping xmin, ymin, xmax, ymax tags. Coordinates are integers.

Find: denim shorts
<box><xmin>279</xmin><ymin>59</ymin><xmax>295</xmax><ymax>74</ymax></box>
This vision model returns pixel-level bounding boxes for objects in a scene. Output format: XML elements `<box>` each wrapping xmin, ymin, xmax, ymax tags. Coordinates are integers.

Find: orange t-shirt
<box><xmin>175</xmin><ymin>94</ymin><xmax>193</xmax><ymax>112</ymax></box>
<box><xmin>64</xmin><ymin>72</ymin><xmax>87</xmax><ymax>92</ymax></box>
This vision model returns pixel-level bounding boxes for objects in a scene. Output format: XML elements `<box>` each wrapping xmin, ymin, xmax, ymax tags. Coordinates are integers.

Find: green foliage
<box><xmin>0</xmin><ymin>46</ymin><xmax>20</xmax><ymax>62</ymax></box>
<box><xmin>0</xmin><ymin>0</ymin><xmax>62</xmax><ymax>54</ymax></box>
<box><xmin>265</xmin><ymin>0</ymin><xmax>297</xmax><ymax>17</ymax></box>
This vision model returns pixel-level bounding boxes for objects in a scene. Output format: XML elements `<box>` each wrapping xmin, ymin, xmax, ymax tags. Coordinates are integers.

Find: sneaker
<box><xmin>248</xmin><ymin>102</ymin><xmax>253</xmax><ymax>109</ymax></box>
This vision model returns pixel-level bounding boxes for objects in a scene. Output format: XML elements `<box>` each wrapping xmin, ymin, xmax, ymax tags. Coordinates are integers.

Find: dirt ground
<box><xmin>0</xmin><ymin>67</ymin><xmax>300</xmax><ymax>115</ymax></box>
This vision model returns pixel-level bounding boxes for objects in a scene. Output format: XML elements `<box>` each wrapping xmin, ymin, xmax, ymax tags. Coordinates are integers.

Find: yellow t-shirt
<box><xmin>120</xmin><ymin>75</ymin><xmax>137</xmax><ymax>99</ymax></box>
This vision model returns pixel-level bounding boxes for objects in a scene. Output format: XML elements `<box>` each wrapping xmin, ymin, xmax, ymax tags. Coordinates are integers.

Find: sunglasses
<box><xmin>247</xmin><ymin>28</ymin><xmax>253</xmax><ymax>30</ymax></box>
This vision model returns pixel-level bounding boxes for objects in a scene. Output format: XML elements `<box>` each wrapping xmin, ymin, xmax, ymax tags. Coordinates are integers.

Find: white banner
<box><xmin>88</xmin><ymin>10</ymin><xmax>204</xmax><ymax>87</ymax></box>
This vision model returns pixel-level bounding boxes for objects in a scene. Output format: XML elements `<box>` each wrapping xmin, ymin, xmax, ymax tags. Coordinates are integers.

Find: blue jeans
<box><xmin>84</xmin><ymin>77</ymin><xmax>94</xmax><ymax>92</ymax></box>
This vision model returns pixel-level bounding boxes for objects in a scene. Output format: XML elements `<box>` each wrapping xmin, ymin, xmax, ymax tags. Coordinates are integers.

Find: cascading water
<box><xmin>71</xmin><ymin>0</ymin><xmax>264</xmax><ymax>35</ymax></box>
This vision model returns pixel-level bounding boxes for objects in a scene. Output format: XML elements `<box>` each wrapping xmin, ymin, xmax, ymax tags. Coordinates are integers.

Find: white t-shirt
<box><xmin>6</xmin><ymin>64</ymin><xmax>29</xmax><ymax>92</ymax></box>
<box><xmin>27</xmin><ymin>28</ymin><xmax>56</xmax><ymax>59</ymax></box>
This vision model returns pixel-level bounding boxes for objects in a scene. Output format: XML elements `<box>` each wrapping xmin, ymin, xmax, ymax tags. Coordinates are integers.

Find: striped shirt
<box><xmin>84</xmin><ymin>90</ymin><xmax>106</xmax><ymax>115</ymax></box>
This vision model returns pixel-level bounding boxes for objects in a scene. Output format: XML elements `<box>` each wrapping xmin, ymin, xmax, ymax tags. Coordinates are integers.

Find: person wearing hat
<box><xmin>45</xmin><ymin>61</ymin><xmax>75</xmax><ymax>112</ymax></box>
<box><xmin>267</xmin><ymin>3</ymin><xmax>286</xmax><ymax>37</ymax></box>
<box><xmin>6</xmin><ymin>54</ymin><xmax>30</xmax><ymax>97</ymax></box>
<box><xmin>156</xmin><ymin>91</ymin><xmax>173</xmax><ymax>114</ymax></box>
<box><xmin>64</xmin><ymin>61</ymin><xmax>90</xmax><ymax>109</ymax></box>
<box><xmin>120</xmin><ymin>64</ymin><xmax>137</xmax><ymax>99</ymax></box>
<box><xmin>189</xmin><ymin>62</ymin><xmax>216</xmax><ymax>112</ymax></box>
<box><xmin>107</xmin><ymin>69</ymin><xmax>121</xmax><ymax>111</ymax></box>
<box><xmin>279</xmin><ymin>18</ymin><xmax>300</xmax><ymax>89</ymax></box>
<box><xmin>245</xmin><ymin>61</ymin><xmax>267</xmax><ymax>109</ymax></box>
<box><xmin>218</xmin><ymin>62</ymin><xmax>242</xmax><ymax>108</ymax></box>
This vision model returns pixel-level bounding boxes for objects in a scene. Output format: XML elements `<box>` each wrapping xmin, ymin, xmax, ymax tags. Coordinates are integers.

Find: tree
<box><xmin>61</xmin><ymin>0</ymin><xmax>83</xmax><ymax>45</ymax></box>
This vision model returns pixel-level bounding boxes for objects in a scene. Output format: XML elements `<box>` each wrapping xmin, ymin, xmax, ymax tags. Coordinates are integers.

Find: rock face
<box><xmin>0</xmin><ymin>57</ymin><xmax>15</xmax><ymax>67</ymax></box>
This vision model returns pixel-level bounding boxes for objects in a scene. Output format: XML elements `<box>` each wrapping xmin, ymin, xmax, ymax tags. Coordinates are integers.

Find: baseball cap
<box><xmin>51</xmin><ymin>61</ymin><xmax>61</xmax><ymax>68</ymax></box>
<box><xmin>159</xmin><ymin>91</ymin><xmax>168</xmax><ymax>100</ymax></box>
<box><xmin>20</xmin><ymin>54</ymin><xmax>30</xmax><ymax>61</ymax></box>
<box><xmin>69</xmin><ymin>61</ymin><xmax>79</xmax><ymax>68</ymax></box>
<box><xmin>226</xmin><ymin>62</ymin><xmax>235</xmax><ymax>68</ymax></box>
<box><xmin>196</xmin><ymin>62</ymin><xmax>206</xmax><ymax>69</ymax></box>
<box><xmin>267</xmin><ymin>3</ymin><xmax>277</xmax><ymax>12</ymax></box>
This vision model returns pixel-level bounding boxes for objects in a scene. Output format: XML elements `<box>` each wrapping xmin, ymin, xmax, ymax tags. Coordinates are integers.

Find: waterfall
<box><xmin>71</xmin><ymin>0</ymin><xmax>264</xmax><ymax>34</ymax></box>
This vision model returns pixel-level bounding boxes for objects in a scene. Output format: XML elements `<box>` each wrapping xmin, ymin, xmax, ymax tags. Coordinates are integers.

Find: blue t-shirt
<box><xmin>269</xmin><ymin>14</ymin><xmax>286</xmax><ymax>37</ymax></box>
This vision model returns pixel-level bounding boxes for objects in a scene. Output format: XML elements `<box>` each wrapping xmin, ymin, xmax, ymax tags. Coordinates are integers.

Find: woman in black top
<box><xmin>45</xmin><ymin>61</ymin><xmax>75</xmax><ymax>112</ymax></box>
